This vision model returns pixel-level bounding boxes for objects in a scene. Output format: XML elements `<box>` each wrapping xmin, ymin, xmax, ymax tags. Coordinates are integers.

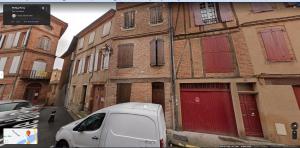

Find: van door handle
<box><xmin>92</xmin><ymin>136</ymin><xmax>99</xmax><ymax>140</ymax></box>
<box><xmin>144</xmin><ymin>140</ymin><xmax>155</xmax><ymax>144</ymax></box>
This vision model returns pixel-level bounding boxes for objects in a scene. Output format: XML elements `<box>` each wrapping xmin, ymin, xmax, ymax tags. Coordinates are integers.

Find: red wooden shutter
<box><xmin>272</xmin><ymin>29</ymin><xmax>292</xmax><ymax>60</ymax></box>
<box><xmin>219</xmin><ymin>3</ymin><xmax>234</xmax><ymax>22</ymax></box>
<box><xmin>251</xmin><ymin>3</ymin><xmax>273</xmax><ymax>13</ymax></box>
<box><xmin>150</xmin><ymin>39</ymin><xmax>157</xmax><ymax>66</ymax></box>
<box><xmin>191</xmin><ymin>4</ymin><xmax>204</xmax><ymax>26</ymax></box>
<box><xmin>157</xmin><ymin>39</ymin><xmax>165</xmax><ymax>66</ymax></box>
<box><xmin>202</xmin><ymin>35</ymin><xmax>234</xmax><ymax>73</ymax></box>
<box><xmin>260</xmin><ymin>29</ymin><xmax>291</xmax><ymax>61</ymax></box>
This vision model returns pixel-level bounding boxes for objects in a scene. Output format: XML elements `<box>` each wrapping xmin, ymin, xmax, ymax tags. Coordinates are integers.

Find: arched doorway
<box><xmin>24</xmin><ymin>83</ymin><xmax>42</xmax><ymax>104</ymax></box>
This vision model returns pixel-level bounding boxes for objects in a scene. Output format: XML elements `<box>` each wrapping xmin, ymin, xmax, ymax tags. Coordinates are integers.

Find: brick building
<box><xmin>60</xmin><ymin>2</ymin><xmax>300</xmax><ymax>145</ymax></box>
<box><xmin>172</xmin><ymin>2</ymin><xmax>300</xmax><ymax>145</ymax></box>
<box><xmin>47</xmin><ymin>69</ymin><xmax>62</xmax><ymax>105</ymax></box>
<box><xmin>0</xmin><ymin>14</ymin><xmax>67</xmax><ymax>104</ymax></box>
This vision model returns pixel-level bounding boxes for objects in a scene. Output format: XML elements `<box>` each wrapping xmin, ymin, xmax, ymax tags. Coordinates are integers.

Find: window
<box><xmin>14</xmin><ymin>102</ymin><xmax>32</xmax><ymax>110</ymax></box>
<box><xmin>74</xmin><ymin>113</ymin><xmax>106</xmax><ymax>131</ymax></box>
<box><xmin>88</xmin><ymin>53</ymin><xmax>94</xmax><ymax>72</ymax></box>
<box><xmin>93</xmin><ymin>49</ymin><xmax>100</xmax><ymax>71</ymax></box>
<box><xmin>32</xmin><ymin>61</ymin><xmax>47</xmax><ymax>72</ymax></box>
<box><xmin>102</xmin><ymin>21</ymin><xmax>112</xmax><ymax>37</ymax></box>
<box><xmin>88</xmin><ymin>32</ymin><xmax>95</xmax><ymax>45</ymax></box>
<box><xmin>202</xmin><ymin>35</ymin><xmax>234</xmax><ymax>73</ymax></box>
<box><xmin>118</xmin><ymin>43</ymin><xmax>134</xmax><ymax>68</ymax></box>
<box><xmin>260</xmin><ymin>28</ymin><xmax>293</xmax><ymax>62</ymax></box>
<box><xmin>191</xmin><ymin>3</ymin><xmax>233</xmax><ymax>25</ymax></box>
<box><xmin>150</xmin><ymin>6</ymin><xmax>163</xmax><ymax>24</ymax></box>
<box><xmin>9</xmin><ymin>56</ymin><xmax>21</xmax><ymax>74</ymax></box>
<box><xmin>102</xmin><ymin>50</ymin><xmax>110</xmax><ymax>70</ymax></box>
<box><xmin>0</xmin><ymin>57</ymin><xmax>7</xmax><ymax>71</ymax></box>
<box><xmin>123</xmin><ymin>10</ymin><xmax>135</xmax><ymax>29</ymax></box>
<box><xmin>74</xmin><ymin>60</ymin><xmax>80</xmax><ymax>75</ymax></box>
<box><xmin>84</xmin><ymin>56</ymin><xmax>90</xmax><ymax>73</ymax></box>
<box><xmin>116</xmin><ymin>83</ymin><xmax>131</xmax><ymax>104</ymax></box>
<box><xmin>38</xmin><ymin>36</ymin><xmax>51</xmax><ymax>50</ymax></box>
<box><xmin>199</xmin><ymin>3</ymin><xmax>218</xmax><ymax>24</ymax></box>
<box><xmin>251</xmin><ymin>3</ymin><xmax>273</xmax><ymax>13</ymax></box>
<box><xmin>150</xmin><ymin>39</ymin><xmax>164</xmax><ymax>66</ymax></box>
<box><xmin>77</xmin><ymin>58</ymin><xmax>85</xmax><ymax>74</ymax></box>
<box><xmin>78</xmin><ymin>38</ymin><xmax>84</xmax><ymax>49</ymax></box>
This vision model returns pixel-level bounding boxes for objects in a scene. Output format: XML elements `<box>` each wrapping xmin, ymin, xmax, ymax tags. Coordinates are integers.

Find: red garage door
<box><xmin>180</xmin><ymin>83</ymin><xmax>238</xmax><ymax>136</ymax></box>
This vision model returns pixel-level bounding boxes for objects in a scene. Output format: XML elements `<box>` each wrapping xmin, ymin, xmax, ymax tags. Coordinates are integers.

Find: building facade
<box><xmin>0</xmin><ymin>14</ymin><xmax>67</xmax><ymax>104</ymax></box>
<box><xmin>47</xmin><ymin>69</ymin><xmax>62</xmax><ymax>105</ymax></box>
<box><xmin>61</xmin><ymin>2</ymin><xmax>300</xmax><ymax>145</ymax></box>
<box><xmin>172</xmin><ymin>2</ymin><xmax>300</xmax><ymax>145</ymax></box>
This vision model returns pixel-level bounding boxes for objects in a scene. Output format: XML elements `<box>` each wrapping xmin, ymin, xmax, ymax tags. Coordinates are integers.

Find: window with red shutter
<box><xmin>202</xmin><ymin>35</ymin><xmax>234</xmax><ymax>73</ymax></box>
<box><xmin>260</xmin><ymin>28</ymin><xmax>292</xmax><ymax>62</ymax></box>
<box><xmin>251</xmin><ymin>3</ymin><xmax>273</xmax><ymax>13</ymax></box>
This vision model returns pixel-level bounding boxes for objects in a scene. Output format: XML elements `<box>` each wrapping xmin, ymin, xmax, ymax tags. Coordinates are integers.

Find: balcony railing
<box><xmin>20</xmin><ymin>70</ymin><xmax>51</xmax><ymax>80</ymax></box>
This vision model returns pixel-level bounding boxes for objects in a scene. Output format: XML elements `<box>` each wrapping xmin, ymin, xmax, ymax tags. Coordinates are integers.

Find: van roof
<box><xmin>96</xmin><ymin>102</ymin><xmax>161</xmax><ymax>116</ymax></box>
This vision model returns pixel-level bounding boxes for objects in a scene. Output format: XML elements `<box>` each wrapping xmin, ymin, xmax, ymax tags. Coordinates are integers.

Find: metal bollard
<box><xmin>48</xmin><ymin>111</ymin><xmax>56</xmax><ymax>123</ymax></box>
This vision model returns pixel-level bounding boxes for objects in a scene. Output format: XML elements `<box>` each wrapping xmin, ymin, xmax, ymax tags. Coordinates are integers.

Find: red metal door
<box><xmin>180</xmin><ymin>84</ymin><xmax>238</xmax><ymax>136</ymax></box>
<box><xmin>239</xmin><ymin>94</ymin><xmax>263</xmax><ymax>137</ymax></box>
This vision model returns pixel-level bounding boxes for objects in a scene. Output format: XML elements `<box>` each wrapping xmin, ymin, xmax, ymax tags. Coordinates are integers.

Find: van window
<box><xmin>108</xmin><ymin>113</ymin><xmax>157</xmax><ymax>140</ymax></box>
<box><xmin>75</xmin><ymin>113</ymin><xmax>105</xmax><ymax>131</ymax></box>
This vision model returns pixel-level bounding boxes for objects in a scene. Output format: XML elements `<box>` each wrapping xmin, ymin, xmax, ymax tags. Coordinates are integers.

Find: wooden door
<box><xmin>239</xmin><ymin>94</ymin><xmax>263</xmax><ymax>137</ymax></box>
<box><xmin>92</xmin><ymin>85</ymin><xmax>105</xmax><ymax>112</ymax></box>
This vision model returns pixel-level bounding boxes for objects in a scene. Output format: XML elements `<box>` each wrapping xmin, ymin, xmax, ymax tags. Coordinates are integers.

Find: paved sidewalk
<box><xmin>167</xmin><ymin>130</ymin><xmax>286</xmax><ymax>147</ymax></box>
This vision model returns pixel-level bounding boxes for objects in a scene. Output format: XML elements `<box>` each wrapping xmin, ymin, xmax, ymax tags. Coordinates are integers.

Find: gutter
<box><xmin>168</xmin><ymin>3</ymin><xmax>179</xmax><ymax>130</ymax></box>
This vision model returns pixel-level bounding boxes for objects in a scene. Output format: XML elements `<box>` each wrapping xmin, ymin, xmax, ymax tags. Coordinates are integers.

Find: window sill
<box><xmin>121</xmin><ymin>27</ymin><xmax>136</xmax><ymax>31</ymax></box>
<box><xmin>149</xmin><ymin>22</ymin><xmax>164</xmax><ymax>26</ymax></box>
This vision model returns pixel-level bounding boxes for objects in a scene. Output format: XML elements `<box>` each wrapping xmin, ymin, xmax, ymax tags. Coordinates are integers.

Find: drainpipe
<box><xmin>9</xmin><ymin>26</ymin><xmax>32</xmax><ymax>100</ymax></box>
<box><xmin>168</xmin><ymin>3</ymin><xmax>179</xmax><ymax>130</ymax></box>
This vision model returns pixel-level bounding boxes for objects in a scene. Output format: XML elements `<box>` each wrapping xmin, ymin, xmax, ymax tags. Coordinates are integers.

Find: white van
<box><xmin>55</xmin><ymin>102</ymin><xmax>166</xmax><ymax>147</ymax></box>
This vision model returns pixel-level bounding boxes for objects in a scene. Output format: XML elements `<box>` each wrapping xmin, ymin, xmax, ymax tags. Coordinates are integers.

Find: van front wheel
<box><xmin>56</xmin><ymin>140</ymin><xmax>69</xmax><ymax>148</ymax></box>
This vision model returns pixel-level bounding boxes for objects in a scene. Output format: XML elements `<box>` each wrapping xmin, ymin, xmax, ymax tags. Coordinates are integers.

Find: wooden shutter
<box><xmin>88</xmin><ymin>53</ymin><xmax>94</xmax><ymax>72</ymax></box>
<box><xmin>72</xmin><ymin>62</ymin><xmax>76</xmax><ymax>75</ymax></box>
<box><xmin>12</xmin><ymin>32</ymin><xmax>21</xmax><ymax>47</ymax></box>
<box><xmin>94</xmin><ymin>50</ymin><xmax>99</xmax><ymax>71</ymax></box>
<box><xmin>219</xmin><ymin>3</ymin><xmax>234</xmax><ymax>22</ymax></box>
<box><xmin>202</xmin><ymin>35</ymin><xmax>234</xmax><ymax>73</ymax></box>
<box><xmin>76</xmin><ymin>60</ymin><xmax>81</xmax><ymax>74</ymax></box>
<box><xmin>251</xmin><ymin>3</ymin><xmax>273</xmax><ymax>13</ymax></box>
<box><xmin>88</xmin><ymin>32</ymin><xmax>95</xmax><ymax>44</ymax></box>
<box><xmin>4</xmin><ymin>33</ymin><xmax>15</xmax><ymax>49</ymax></box>
<box><xmin>118</xmin><ymin>44</ymin><xmax>133</xmax><ymax>68</ymax></box>
<box><xmin>150</xmin><ymin>39</ymin><xmax>157</xmax><ymax>66</ymax></box>
<box><xmin>157</xmin><ymin>39</ymin><xmax>165</xmax><ymax>66</ymax></box>
<box><xmin>102</xmin><ymin>21</ymin><xmax>111</xmax><ymax>37</ymax></box>
<box><xmin>9</xmin><ymin>56</ymin><xmax>21</xmax><ymax>74</ymax></box>
<box><xmin>116</xmin><ymin>83</ymin><xmax>131</xmax><ymax>104</ymax></box>
<box><xmin>0</xmin><ymin>57</ymin><xmax>7</xmax><ymax>71</ymax></box>
<box><xmin>191</xmin><ymin>3</ymin><xmax>204</xmax><ymax>26</ymax></box>
<box><xmin>0</xmin><ymin>34</ymin><xmax>5</xmax><ymax>48</ymax></box>
<box><xmin>22</xmin><ymin>29</ymin><xmax>30</xmax><ymax>47</ymax></box>
<box><xmin>260</xmin><ymin>28</ymin><xmax>291</xmax><ymax>61</ymax></box>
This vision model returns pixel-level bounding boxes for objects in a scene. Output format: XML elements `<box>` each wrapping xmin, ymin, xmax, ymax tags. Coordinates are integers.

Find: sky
<box><xmin>0</xmin><ymin>3</ymin><xmax>116</xmax><ymax>69</ymax></box>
